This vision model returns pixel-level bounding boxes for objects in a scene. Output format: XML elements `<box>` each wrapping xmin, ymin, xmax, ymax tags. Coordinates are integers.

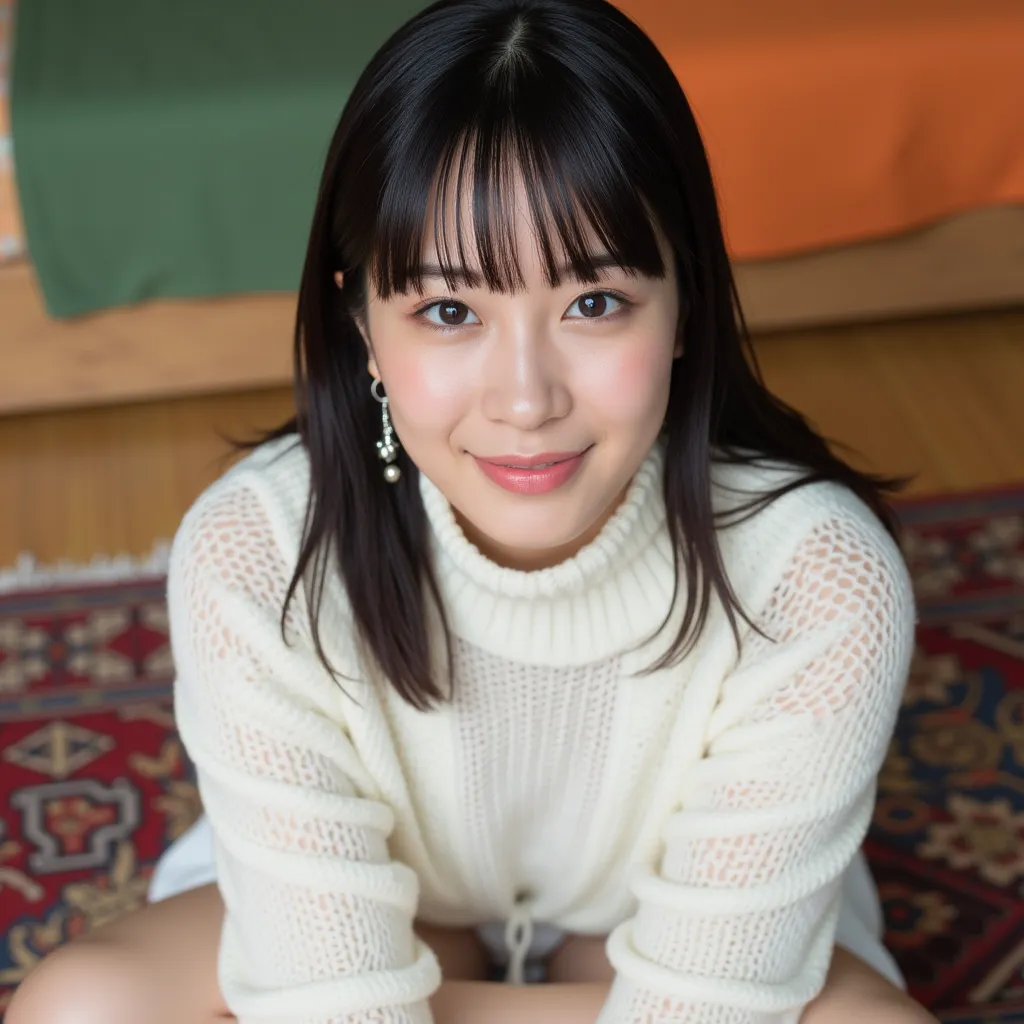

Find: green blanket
<box><xmin>12</xmin><ymin>1</ymin><xmax>428</xmax><ymax>318</ymax></box>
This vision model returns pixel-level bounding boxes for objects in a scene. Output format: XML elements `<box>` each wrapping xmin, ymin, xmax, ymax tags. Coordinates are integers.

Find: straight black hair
<box><xmin>240</xmin><ymin>0</ymin><xmax>911</xmax><ymax>711</ymax></box>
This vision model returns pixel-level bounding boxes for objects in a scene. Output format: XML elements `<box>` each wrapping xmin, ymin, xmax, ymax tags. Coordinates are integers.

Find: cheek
<box><xmin>377</xmin><ymin>348</ymin><xmax>473</xmax><ymax>437</ymax></box>
<box><xmin>576</xmin><ymin>334</ymin><xmax>674</xmax><ymax>423</ymax></box>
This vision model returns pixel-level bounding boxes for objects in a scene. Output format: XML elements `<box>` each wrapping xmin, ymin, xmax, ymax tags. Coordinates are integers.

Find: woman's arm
<box><xmin>593</xmin><ymin>513</ymin><xmax>918</xmax><ymax>1023</ymax></box>
<box><xmin>169</xmin><ymin>482</ymin><xmax>440</xmax><ymax>1022</ymax></box>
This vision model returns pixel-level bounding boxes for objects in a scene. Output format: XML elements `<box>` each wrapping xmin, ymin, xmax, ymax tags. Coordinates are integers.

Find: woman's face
<box><xmin>360</xmin><ymin>180</ymin><xmax>681</xmax><ymax>571</ymax></box>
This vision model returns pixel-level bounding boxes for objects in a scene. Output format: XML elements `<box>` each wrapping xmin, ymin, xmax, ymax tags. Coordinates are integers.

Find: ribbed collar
<box><xmin>418</xmin><ymin>446</ymin><xmax>675</xmax><ymax>665</ymax></box>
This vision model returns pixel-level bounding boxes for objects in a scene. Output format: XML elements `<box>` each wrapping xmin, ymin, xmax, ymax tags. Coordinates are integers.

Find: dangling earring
<box><xmin>371</xmin><ymin>378</ymin><xmax>401</xmax><ymax>483</ymax></box>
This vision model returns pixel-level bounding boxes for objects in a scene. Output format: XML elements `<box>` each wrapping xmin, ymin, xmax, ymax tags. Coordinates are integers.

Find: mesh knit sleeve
<box><xmin>167</xmin><ymin>481</ymin><xmax>440</xmax><ymax>1024</ymax></box>
<box><xmin>597</xmin><ymin>513</ymin><xmax>916</xmax><ymax>1024</ymax></box>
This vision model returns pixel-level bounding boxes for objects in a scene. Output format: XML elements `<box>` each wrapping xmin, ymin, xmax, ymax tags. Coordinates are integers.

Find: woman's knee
<box><xmin>8</xmin><ymin>884</ymin><xmax>229</xmax><ymax>1024</ymax></box>
<box><xmin>800</xmin><ymin>947</ymin><xmax>938</xmax><ymax>1024</ymax></box>
<box><xmin>7</xmin><ymin>940</ymin><xmax>156</xmax><ymax>1024</ymax></box>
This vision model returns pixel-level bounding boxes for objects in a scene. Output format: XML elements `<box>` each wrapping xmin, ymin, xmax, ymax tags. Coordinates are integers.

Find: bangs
<box><xmin>367</xmin><ymin>71</ymin><xmax>668</xmax><ymax>298</ymax></box>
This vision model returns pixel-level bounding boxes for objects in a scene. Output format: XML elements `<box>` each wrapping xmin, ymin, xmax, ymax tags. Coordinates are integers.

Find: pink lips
<box><xmin>473</xmin><ymin>449</ymin><xmax>590</xmax><ymax>495</ymax></box>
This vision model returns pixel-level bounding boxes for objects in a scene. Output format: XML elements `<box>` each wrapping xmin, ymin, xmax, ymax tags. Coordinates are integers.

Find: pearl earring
<box><xmin>371</xmin><ymin>378</ymin><xmax>401</xmax><ymax>483</ymax></box>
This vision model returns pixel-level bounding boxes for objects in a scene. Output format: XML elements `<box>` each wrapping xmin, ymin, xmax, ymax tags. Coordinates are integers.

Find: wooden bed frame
<box><xmin>3</xmin><ymin>204</ymin><xmax>1023</xmax><ymax>416</ymax></box>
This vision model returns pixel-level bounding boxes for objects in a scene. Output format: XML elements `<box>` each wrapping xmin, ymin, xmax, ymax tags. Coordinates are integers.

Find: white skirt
<box><xmin>150</xmin><ymin>814</ymin><xmax>904</xmax><ymax>989</ymax></box>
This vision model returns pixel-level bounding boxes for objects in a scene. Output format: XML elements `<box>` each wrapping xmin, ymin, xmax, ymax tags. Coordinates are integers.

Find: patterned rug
<box><xmin>1</xmin><ymin>485</ymin><xmax>1023</xmax><ymax>1021</ymax></box>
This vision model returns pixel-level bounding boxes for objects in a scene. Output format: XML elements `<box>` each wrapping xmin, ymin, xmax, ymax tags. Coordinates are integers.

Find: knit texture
<box><xmin>167</xmin><ymin>435</ymin><xmax>915</xmax><ymax>1023</ymax></box>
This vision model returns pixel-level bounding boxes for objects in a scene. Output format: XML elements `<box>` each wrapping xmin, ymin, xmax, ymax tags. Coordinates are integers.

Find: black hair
<box><xmin>239</xmin><ymin>0</ymin><xmax>910</xmax><ymax>711</ymax></box>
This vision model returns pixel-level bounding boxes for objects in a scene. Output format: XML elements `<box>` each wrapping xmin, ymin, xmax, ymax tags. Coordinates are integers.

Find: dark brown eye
<box><xmin>577</xmin><ymin>293</ymin><xmax>607</xmax><ymax>318</ymax></box>
<box><xmin>566</xmin><ymin>291</ymin><xmax>626</xmax><ymax>320</ymax></box>
<box><xmin>439</xmin><ymin>301</ymin><xmax>469</xmax><ymax>325</ymax></box>
<box><xmin>420</xmin><ymin>299</ymin><xmax>480</xmax><ymax>330</ymax></box>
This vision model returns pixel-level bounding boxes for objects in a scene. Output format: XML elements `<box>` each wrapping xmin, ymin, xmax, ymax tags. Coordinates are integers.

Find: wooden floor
<box><xmin>2</xmin><ymin>306</ymin><xmax>1023</xmax><ymax>569</ymax></box>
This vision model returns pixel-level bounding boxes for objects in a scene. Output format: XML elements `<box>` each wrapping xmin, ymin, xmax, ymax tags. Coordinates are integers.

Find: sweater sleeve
<box><xmin>167</xmin><ymin>481</ymin><xmax>441</xmax><ymax>1023</ymax></box>
<box><xmin>597</xmin><ymin>513</ymin><xmax>916</xmax><ymax>1024</ymax></box>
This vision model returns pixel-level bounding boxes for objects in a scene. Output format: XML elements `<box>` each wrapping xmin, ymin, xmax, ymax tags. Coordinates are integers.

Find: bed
<box><xmin>2</xmin><ymin>0</ymin><xmax>1023</xmax><ymax>416</ymax></box>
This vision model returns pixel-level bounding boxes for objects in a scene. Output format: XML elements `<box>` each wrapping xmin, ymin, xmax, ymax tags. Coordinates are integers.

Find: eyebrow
<box><xmin>415</xmin><ymin>253</ymin><xmax>634</xmax><ymax>287</ymax></box>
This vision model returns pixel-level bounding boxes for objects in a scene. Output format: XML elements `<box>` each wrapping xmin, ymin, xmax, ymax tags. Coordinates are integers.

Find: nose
<box><xmin>480</xmin><ymin>323</ymin><xmax>571</xmax><ymax>431</ymax></box>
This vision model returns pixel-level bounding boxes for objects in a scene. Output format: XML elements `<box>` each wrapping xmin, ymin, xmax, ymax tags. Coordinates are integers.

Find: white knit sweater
<box><xmin>167</xmin><ymin>434</ymin><xmax>915</xmax><ymax>1024</ymax></box>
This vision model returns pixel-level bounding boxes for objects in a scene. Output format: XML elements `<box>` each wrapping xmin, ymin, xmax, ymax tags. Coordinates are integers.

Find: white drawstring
<box><xmin>503</xmin><ymin>894</ymin><xmax>535</xmax><ymax>985</ymax></box>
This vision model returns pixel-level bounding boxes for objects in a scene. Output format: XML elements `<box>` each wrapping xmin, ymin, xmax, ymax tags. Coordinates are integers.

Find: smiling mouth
<box><xmin>471</xmin><ymin>448</ymin><xmax>593</xmax><ymax>496</ymax></box>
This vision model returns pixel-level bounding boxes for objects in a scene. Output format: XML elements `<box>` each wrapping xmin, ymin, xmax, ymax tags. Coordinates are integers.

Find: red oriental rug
<box><xmin>1</xmin><ymin>484</ymin><xmax>1024</xmax><ymax>1021</ymax></box>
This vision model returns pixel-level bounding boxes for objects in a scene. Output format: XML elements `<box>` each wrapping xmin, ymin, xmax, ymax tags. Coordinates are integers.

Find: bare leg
<box><xmin>7</xmin><ymin>882</ymin><xmax>491</xmax><ymax>1024</ymax></box>
<box><xmin>548</xmin><ymin>935</ymin><xmax>938</xmax><ymax>1023</ymax></box>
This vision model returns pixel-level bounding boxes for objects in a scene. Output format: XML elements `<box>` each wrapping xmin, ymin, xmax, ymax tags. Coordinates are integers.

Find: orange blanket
<box><xmin>618</xmin><ymin>0</ymin><xmax>1024</xmax><ymax>259</ymax></box>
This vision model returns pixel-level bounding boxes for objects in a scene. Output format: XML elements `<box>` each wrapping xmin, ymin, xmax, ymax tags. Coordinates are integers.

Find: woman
<box><xmin>9</xmin><ymin>0</ymin><xmax>937</xmax><ymax>1021</ymax></box>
